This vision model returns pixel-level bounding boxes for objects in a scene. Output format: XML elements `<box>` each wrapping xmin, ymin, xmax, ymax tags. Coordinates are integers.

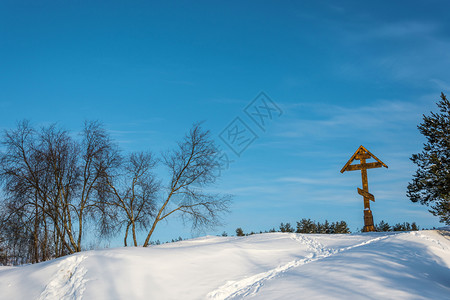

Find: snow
<box><xmin>1</xmin><ymin>230</ymin><xmax>449</xmax><ymax>300</ymax></box>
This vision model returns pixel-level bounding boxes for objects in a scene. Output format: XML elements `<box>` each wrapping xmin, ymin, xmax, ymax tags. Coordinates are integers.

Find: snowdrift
<box><xmin>1</xmin><ymin>230</ymin><xmax>449</xmax><ymax>299</ymax></box>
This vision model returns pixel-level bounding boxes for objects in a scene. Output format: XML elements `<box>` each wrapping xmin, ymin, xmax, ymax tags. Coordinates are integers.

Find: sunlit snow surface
<box><xmin>1</xmin><ymin>230</ymin><xmax>449</xmax><ymax>299</ymax></box>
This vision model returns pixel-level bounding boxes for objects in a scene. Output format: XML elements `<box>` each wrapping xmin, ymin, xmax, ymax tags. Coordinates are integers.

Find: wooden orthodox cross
<box><xmin>340</xmin><ymin>146</ymin><xmax>388</xmax><ymax>232</ymax></box>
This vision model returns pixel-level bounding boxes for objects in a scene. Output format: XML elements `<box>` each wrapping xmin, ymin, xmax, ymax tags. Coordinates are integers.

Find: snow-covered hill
<box><xmin>1</xmin><ymin>230</ymin><xmax>449</xmax><ymax>300</ymax></box>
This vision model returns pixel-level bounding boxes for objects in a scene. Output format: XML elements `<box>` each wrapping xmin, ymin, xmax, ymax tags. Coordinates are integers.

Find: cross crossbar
<box><xmin>345</xmin><ymin>162</ymin><xmax>383</xmax><ymax>171</ymax></box>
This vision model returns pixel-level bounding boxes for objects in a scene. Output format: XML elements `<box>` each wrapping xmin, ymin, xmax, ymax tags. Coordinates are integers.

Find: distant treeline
<box><xmin>233</xmin><ymin>219</ymin><xmax>420</xmax><ymax>237</ymax></box>
<box><xmin>373</xmin><ymin>220</ymin><xmax>419</xmax><ymax>232</ymax></box>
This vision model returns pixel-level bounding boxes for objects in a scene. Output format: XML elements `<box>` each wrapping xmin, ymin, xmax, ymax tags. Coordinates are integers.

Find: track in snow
<box><xmin>207</xmin><ymin>234</ymin><xmax>391</xmax><ymax>300</ymax></box>
<box><xmin>38</xmin><ymin>254</ymin><xmax>88</xmax><ymax>300</ymax></box>
<box><xmin>411</xmin><ymin>231</ymin><xmax>450</xmax><ymax>251</ymax></box>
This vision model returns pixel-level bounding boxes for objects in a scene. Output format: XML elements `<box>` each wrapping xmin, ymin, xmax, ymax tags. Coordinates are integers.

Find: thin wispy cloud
<box><xmin>274</xmin><ymin>99</ymin><xmax>422</xmax><ymax>141</ymax></box>
<box><xmin>355</xmin><ymin>21</ymin><xmax>439</xmax><ymax>40</ymax></box>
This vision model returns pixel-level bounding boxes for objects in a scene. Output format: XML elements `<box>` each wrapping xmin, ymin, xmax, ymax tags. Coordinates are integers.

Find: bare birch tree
<box><xmin>0</xmin><ymin>121</ymin><xmax>49</xmax><ymax>262</ymax></box>
<box><xmin>143</xmin><ymin>124</ymin><xmax>230</xmax><ymax>247</ymax></box>
<box><xmin>104</xmin><ymin>152</ymin><xmax>159</xmax><ymax>246</ymax></box>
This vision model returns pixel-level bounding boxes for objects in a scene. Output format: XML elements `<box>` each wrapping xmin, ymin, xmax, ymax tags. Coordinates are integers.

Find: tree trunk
<box><xmin>132</xmin><ymin>221</ymin><xmax>137</xmax><ymax>247</ymax></box>
<box><xmin>143</xmin><ymin>193</ymin><xmax>173</xmax><ymax>247</ymax></box>
<box><xmin>42</xmin><ymin>217</ymin><xmax>48</xmax><ymax>261</ymax></box>
<box><xmin>77</xmin><ymin>211</ymin><xmax>83</xmax><ymax>252</ymax></box>
<box><xmin>124</xmin><ymin>223</ymin><xmax>130</xmax><ymax>247</ymax></box>
<box><xmin>33</xmin><ymin>200</ymin><xmax>39</xmax><ymax>263</ymax></box>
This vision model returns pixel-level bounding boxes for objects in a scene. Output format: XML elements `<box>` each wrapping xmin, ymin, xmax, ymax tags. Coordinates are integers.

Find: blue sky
<box><xmin>1</xmin><ymin>1</ymin><xmax>450</xmax><ymax>245</ymax></box>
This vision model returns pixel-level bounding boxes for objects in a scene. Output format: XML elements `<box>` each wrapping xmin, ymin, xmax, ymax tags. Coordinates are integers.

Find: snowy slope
<box><xmin>0</xmin><ymin>230</ymin><xmax>449</xmax><ymax>300</ymax></box>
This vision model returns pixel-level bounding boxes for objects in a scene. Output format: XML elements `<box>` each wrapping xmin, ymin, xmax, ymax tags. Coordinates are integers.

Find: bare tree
<box><xmin>0</xmin><ymin>121</ymin><xmax>48</xmax><ymax>262</ymax></box>
<box><xmin>104</xmin><ymin>152</ymin><xmax>159</xmax><ymax>246</ymax></box>
<box><xmin>0</xmin><ymin>121</ymin><xmax>119</xmax><ymax>262</ymax></box>
<box><xmin>76</xmin><ymin>121</ymin><xmax>120</xmax><ymax>250</ymax></box>
<box><xmin>143</xmin><ymin>124</ymin><xmax>230</xmax><ymax>247</ymax></box>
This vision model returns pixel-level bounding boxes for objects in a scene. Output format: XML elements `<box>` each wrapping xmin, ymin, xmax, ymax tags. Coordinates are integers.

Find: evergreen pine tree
<box><xmin>317</xmin><ymin>221</ymin><xmax>325</xmax><ymax>234</ymax></box>
<box><xmin>295</xmin><ymin>220</ymin><xmax>303</xmax><ymax>233</ymax></box>
<box><xmin>392</xmin><ymin>223</ymin><xmax>404</xmax><ymax>231</ymax></box>
<box><xmin>405</xmin><ymin>222</ymin><xmax>412</xmax><ymax>231</ymax></box>
<box><xmin>280</xmin><ymin>223</ymin><xmax>294</xmax><ymax>233</ymax></box>
<box><xmin>279</xmin><ymin>223</ymin><xmax>286</xmax><ymax>232</ymax></box>
<box><xmin>317</xmin><ymin>220</ymin><xmax>331</xmax><ymax>234</ymax></box>
<box><xmin>296</xmin><ymin>219</ymin><xmax>317</xmax><ymax>233</ymax></box>
<box><xmin>236</xmin><ymin>227</ymin><xmax>245</xmax><ymax>236</ymax></box>
<box><xmin>334</xmin><ymin>221</ymin><xmax>350</xmax><ymax>233</ymax></box>
<box><xmin>329</xmin><ymin>222</ymin><xmax>337</xmax><ymax>234</ymax></box>
<box><xmin>375</xmin><ymin>220</ymin><xmax>391</xmax><ymax>232</ymax></box>
<box><xmin>407</xmin><ymin>92</ymin><xmax>450</xmax><ymax>225</ymax></box>
<box><xmin>392</xmin><ymin>222</ymin><xmax>413</xmax><ymax>231</ymax></box>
